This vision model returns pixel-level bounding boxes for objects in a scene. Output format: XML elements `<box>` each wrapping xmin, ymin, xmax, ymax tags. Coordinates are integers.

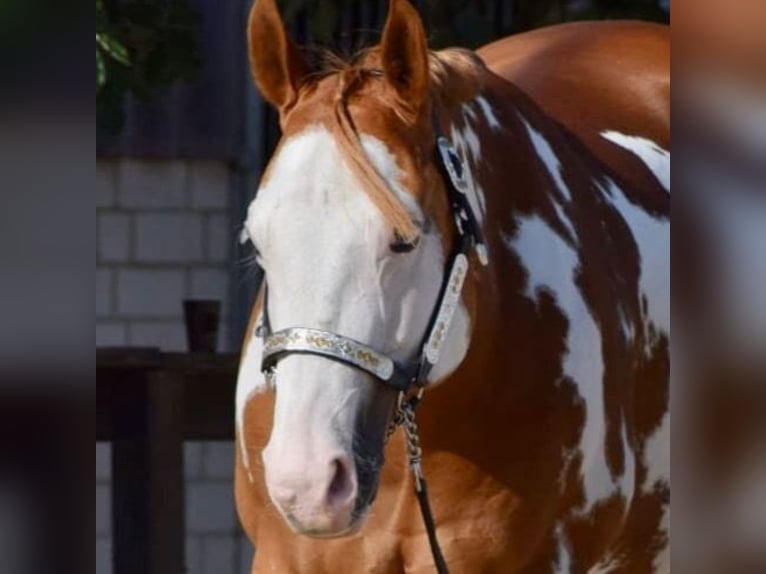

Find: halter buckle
<box><xmin>437</xmin><ymin>137</ymin><xmax>468</xmax><ymax>192</ymax></box>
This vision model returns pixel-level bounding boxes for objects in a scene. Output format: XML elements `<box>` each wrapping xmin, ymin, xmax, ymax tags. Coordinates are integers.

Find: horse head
<box><xmin>237</xmin><ymin>0</ymin><xmax>484</xmax><ymax>537</ymax></box>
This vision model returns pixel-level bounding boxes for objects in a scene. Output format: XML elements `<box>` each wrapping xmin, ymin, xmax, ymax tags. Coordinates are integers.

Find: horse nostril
<box><xmin>326</xmin><ymin>457</ymin><xmax>355</xmax><ymax>510</ymax></box>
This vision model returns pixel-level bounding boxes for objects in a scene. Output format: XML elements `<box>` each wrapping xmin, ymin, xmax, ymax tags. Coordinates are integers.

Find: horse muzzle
<box><xmin>262</xmin><ymin>443</ymin><xmax>365</xmax><ymax>537</ymax></box>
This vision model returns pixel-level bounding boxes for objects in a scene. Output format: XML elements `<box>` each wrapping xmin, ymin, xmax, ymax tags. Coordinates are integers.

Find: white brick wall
<box><xmin>96</xmin><ymin>269</ymin><xmax>113</xmax><ymax>318</ymax></box>
<box><xmin>97</xmin><ymin>161</ymin><xmax>118</xmax><ymax>208</ymax></box>
<box><xmin>98</xmin><ymin>213</ymin><xmax>131</xmax><ymax>262</ymax></box>
<box><xmin>190</xmin><ymin>162</ymin><xmax>231</xmax><ymax>209</ymax></box>
<box><xmin>135</xmin><ymin>213</ymin><xmax>204</xmax><ymax>263</ymax></box>
<box><xmin>118</xmin><ymin>160</ymin><xmax>188</xmax><ymax>209</ymax></box>
<box><xmin>96</xmin><ymin>157</ymin><xmax>250</xmax><ymax>574</ymax></box>
<box><xmin>206</xmin><ymin>213</ymin><xmax>233</xmax><ymax>263</ymax></box>
<box><xmin>190</xmin><ymin>268</ymin><xmax>230</xmax><ymax>316</ymax></box>
<box><xmin>117</xmin><ymin>269</ymin><xmax>186</xmax><ymax>318</ymax></box>
<box><xmin>97</xmin><ymin>158</ymin><xmax>233</xmax><ymax>351</ymax></box>
<box><xmin>95</xmin><ymin>323</ymin><xmax>128</xmax><ymax>347</ymax></box>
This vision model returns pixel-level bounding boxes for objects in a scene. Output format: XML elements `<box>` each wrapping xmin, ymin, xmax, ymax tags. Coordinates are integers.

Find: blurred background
<box><xmin>94</xmin><ymin>2</ymin><xmax>671</xmax><ymax>574</ymax></box>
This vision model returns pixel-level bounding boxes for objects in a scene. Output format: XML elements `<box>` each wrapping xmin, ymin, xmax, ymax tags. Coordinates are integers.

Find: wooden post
<box><xmin>110</xmin><ymin>370</ymin><xmax>185</xmax><ymax>574</ymax></box>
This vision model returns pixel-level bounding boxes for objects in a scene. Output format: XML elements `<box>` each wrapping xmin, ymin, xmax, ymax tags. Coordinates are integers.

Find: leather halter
<box><xmin>255</xmin><ymin>119</ymin><xmax>487</xmax><ymax>574</ymax></box>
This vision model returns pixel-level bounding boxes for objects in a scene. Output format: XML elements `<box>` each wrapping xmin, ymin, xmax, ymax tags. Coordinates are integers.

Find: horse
<box><xmin>234</xmin><ymin>0</ymin><xmax>670</xmax><ymax>572</ymax></box>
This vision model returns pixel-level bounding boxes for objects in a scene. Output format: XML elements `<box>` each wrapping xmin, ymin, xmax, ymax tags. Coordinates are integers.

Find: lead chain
<box><xmin>385</xmin><ymin>391</ymin><xmax>409</xmax><ymax>441</ymax></box>
<box><xmin>400</xmin><ymin>400</ymin><xmax>426</xmax><ymax>492</ymax></box>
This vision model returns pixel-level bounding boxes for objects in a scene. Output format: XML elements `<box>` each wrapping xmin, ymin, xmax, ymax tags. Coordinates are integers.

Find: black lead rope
<box><xmin>416</xmin><ymin>479</ymin><xmax>450</xmax><ymax>574</ymax></box>
<box><xmin>399</xmin><ymin>399</ymin><xmax>450</xmax><ymax>574</ymax></box>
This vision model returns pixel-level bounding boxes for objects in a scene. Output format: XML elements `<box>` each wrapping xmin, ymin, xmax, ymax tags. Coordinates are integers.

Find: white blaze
<box><xmin>236</xmin><ymin>126</ymin><xmax>474</xmax><ymax>474</ymax></box>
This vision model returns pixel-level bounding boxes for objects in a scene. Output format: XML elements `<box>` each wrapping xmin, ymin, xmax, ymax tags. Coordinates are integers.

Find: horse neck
<box><xmin>442</xmin><ymin>91</ymin><xmax>513</xmax><ymax>282</ymax></box>
<box><xmin>435</xmin><ymin>79</ymin><xmax>573</xmax><ymax>403</ymax></box>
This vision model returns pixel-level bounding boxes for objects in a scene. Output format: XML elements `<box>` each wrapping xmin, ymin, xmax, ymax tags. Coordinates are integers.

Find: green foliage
<box><xmin>96</xmin><ymin>0</ymin><xmax>202</xmax><ymax>134</ymax></box>
<box><xmin>96</xmin><ymin>28</ymin><xmax>131</xmax><ymax>89</ymax></box>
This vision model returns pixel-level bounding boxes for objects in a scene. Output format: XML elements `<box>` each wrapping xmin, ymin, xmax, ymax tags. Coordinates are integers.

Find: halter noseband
<box><xmin>254</xmin><ymin>120</ymin><xmax>486</xmax><ymax>574</ymax></box>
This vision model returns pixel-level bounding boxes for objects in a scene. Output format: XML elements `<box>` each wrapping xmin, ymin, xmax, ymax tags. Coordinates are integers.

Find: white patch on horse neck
<box><xmin>507</xmin><ymin>215</ymin><xmax>626</xmax><ymax>510</ymax></box>
<box><xmin>452</xmin><ymin>121</ymin><xmax>481</xmax><ymax>160</ymax></box>
<box><xmin>600</xmin><ymin>131</ymin><xmax>670</xmax><ymax>192</ymax></box>
<box><xmin>553</xmin><ymin>524</ymin><xmax>572</xmax><ymax>574</ymax></box>
<box><xmin>519</xmin><ymin>117</ymin><xmax>578</xmax><ymax>242</ymax></box>
<box><xmin>616</xmin><ymin>304</ymin><xmax>636</xmax><ymax>345</ymax></box>
<box><xmin>449</xmin><ymin>95</ymin><xmax>501</xmax><ymax>227</ymax></box>
<box><xmin>450</xmin><ymin>119</ymin><xmax>486</xmax><ymax>224</ymax></box>
<box><xmin>521</xmin><ymin>118</ymin><xmax>571</xmax><ymax>201</ymax></box>
<box><xmin>599</xmin><ymin>177</ymin><xmax>671</xmax><ymax>343</ymax></box>
<box><xmin>618</xmin><ymin>420</ymin><xmax>637</xmax><ymax>503</ymax></box>
<box><xmin>461</xmin><ymin>102</ymin><xmax>477</xmax><ymax>122</ymax></box>
<box><xmin>475</xmin><ymin>96</ymin><xmax>502</xmax><ymax>131</ymax></box>
<box><xmin>587</xmin><ymin>555</ymin><xmax>623</xmax><ymax>574</ymax></box>
<box><xmin>450</xmin><ymin>94</ymin><xmax>507</xmax><ymax>223</ymax></box>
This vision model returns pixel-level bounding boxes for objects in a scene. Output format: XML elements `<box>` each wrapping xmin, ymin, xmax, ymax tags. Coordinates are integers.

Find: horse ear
<box><xmin>380</xmin><ymin>0</ymin><xmax>430</xmax><ymax>109</ymax></box>
<box><xmin>248</xmin><ymin>0</ymin><xmax>307</xmax><ymax>113</ymax></box>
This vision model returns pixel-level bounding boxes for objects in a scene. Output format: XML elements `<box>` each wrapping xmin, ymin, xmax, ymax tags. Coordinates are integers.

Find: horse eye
<box><xmin>390</xmin><ymin>234</ymin><xmax>420</xmax><ymax>254</ymax></box>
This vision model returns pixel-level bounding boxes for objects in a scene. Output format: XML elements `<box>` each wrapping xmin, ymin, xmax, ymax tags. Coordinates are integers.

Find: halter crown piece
<box><xmin>255</xmin><ymin>120</ymin><xmax>486</xmax><ymax>574</ymax></box>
